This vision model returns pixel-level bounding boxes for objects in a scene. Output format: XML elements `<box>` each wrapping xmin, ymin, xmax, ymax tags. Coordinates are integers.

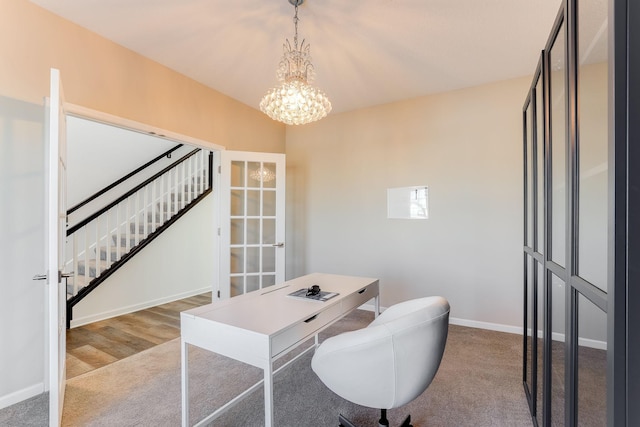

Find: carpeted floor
<box><xmin>1</xmin><ymin>310</ymin><xmax>534</xmax><ymax>426</ymax></box>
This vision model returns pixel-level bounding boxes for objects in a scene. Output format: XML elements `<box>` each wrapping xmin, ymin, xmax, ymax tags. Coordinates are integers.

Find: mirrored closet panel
<box><xmin>550</xmin><ymin>274</ymin><xmax>565</xmax><ymax>426</ymax></box>
<box><xmin>521</xmin><ymin>0</ymin><xmax>615</xmax><ymax>424</ymax></box>
<box><xmin>577</xmin><ymin>294</ymin><xmax>607</xmax><ymax>425</ymax></box>
<box><xmin>549</xmin><ymin>18</ymin><xmax>566</xmax><ymax>269</ymax></box>
<box><xmin>577</xmin><ymin>0</ymin><xmax>608</xmax><ymax>292</ymax></box>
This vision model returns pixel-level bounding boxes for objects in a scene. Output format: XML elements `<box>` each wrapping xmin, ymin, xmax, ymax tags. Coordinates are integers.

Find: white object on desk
<box><xmin>180</xmin><ymin>273</ymin><xmax>379</xmax><ymax>427</ymax></box>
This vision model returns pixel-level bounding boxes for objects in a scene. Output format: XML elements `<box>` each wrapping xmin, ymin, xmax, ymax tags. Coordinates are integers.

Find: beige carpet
<box><xmin>59</xmin><ymin>310</ymin><xmax>533</xmax><ymax>426</ymax></box>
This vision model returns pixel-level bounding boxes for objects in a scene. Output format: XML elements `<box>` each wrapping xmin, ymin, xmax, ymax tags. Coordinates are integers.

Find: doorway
<box><xmin>63</xmin><ymin>109</ymin><xmax>221</xmax><ymax>329</ymax></box>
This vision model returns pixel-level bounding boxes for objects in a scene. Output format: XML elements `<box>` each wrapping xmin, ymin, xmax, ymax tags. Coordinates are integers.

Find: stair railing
<box><xmin>65</xmin><ymin>147</ymin><xmax>212</xmax><ymax>325</ymax></box>
<box><xmin>67</xmin><ymin>144</ymin><xmax>185</xmax><ymax>218</ymax></box>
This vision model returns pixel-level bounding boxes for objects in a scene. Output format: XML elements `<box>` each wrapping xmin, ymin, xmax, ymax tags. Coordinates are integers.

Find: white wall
<box><xmin>286</xmin><ymin>77</ymin><xmax>530</xmax><ymax>330</ymax></box>
<box><xmin>0</xmin><ymin>96</ymin><xmax>46</xmax><ymax>408</ymax></box>
<box><xmin>66</xmin><ymin>116</ymin><xmax>178</xmax><ymax>207</ymax></box>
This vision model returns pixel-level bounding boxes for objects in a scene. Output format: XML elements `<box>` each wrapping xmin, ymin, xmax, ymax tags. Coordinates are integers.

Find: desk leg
<box><xmin>264</xmin><ymin>362</ymin><xmax>274</xmax><ymax>427</ymax></box>
<box><xmin>375</xmin><ymin>294</ymin><xmax>380</xmax><ymax>318</ymax></box>
<box><xmin>181</xmin><ymin>339</ymin><xmax>189</xmax><ymax>427</ymax></box>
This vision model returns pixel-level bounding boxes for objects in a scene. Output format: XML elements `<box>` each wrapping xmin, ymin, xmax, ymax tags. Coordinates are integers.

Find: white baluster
<box><xmin>116</xmin><ymin>202</ymin><xmax>121</xmax><ymax>261</ymax></box>
<box><xmin>152</xmin><ymin>180</ymin><xmax>157</xmax><ymax>233</ymax></box>
<box><xmin>134</xmin><ymin>191</ymin><xmax>139</xmax><ymax>245</ymax></box>
<box><xmin>106</xmin><ymin>210</ymin><xmax>111</xmax><ymax>269</ymax></box>
<box><xmin>72</xmin><ymin>233</ymin><xmax>79</xmax><ymax>295</ymax></box>
<box><xmin>94</xmin><ymin>217</ymin><xmax>100</xmax><ymax>278</ymax></box>
<box><xmin>144</xmin><ymin>184</ymin><xmax>149</xmax><ymax>239</ymax></box>
<box><xmin>180</xmin><ymin>162</ymin><xmax>185</xmax><ymax>210</ymax></box>
<box><xmin>188</xmin><ymin>157</ymin><xmax>193</xmax><ymax>203</ymax></box>
<box><xmin>164</xmin><ymin>172</ymin><xmax>169</xmax><ymax>222</ymax></box>
<box><xmin>198</xmin><ymin>151</ymin><xmax>203</xmax><ymax>194</ymax></box>
<box><xmin>126</xmin><ymin>195</ymin><xmax>132</xmax><ymax>252</ymax></box>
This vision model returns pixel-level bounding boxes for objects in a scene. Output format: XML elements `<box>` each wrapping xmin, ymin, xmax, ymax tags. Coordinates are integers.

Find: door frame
<box><xmin>62</xmin><ymin>103</ymin><xmax>226</xmax><ymax>298</ymax></box>
<box><xmin>46</xmin><ymin>101</ymin><xmax>225</xmax><ymax>421</ymax></box>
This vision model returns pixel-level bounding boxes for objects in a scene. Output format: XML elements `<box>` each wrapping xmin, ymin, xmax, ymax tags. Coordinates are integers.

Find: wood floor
<box><xmin>66</xmin><ymin>292</ymin><xmax>211</xmax><ymax>379</ymax></box>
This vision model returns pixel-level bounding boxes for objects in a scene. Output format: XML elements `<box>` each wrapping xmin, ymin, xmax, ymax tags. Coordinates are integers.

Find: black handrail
<box><xmin>67</xmin><ymin>148</ymin><xmax>204</xmax><ymax>235</ymax></box>
<box><xmin>67</xmin><ymin>144</ymin><xmax>184</xmax><ymax>215</ymax></box>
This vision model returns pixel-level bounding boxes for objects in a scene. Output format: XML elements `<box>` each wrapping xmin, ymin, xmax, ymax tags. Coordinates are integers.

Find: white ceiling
<box><xmin>31</xmin><ymin>0</ymin><xmax>562</xmax><ymax>114</ymax></box>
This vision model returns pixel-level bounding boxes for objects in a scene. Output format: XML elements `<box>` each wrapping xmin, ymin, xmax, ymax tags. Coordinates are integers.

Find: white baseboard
<box><xmin>70</xmin><ymin>287</ymin><xmax>211</xmax><ymax>328</ymax></box>
<box><xmin>550</xmin><ymin>331</ymin><xmax>607</xmax><ymax>350</ymax></box>
<box><xmin>0</xmin><ymin>383</ymin><xmax>44</xmax><ymax>410</ymax></box>
<box><xmin>449</xmin><ymin>317</ymin><xmax>523</xmax><ymax>335</ymax></box>
<box><xmin>577</xmin><ymin>337</ymin><xmax>607</xmax><ymax>350</ymax></box>
<box><xmin>361</xmin><ymin>304</ymin><xmax>607</xmax><ymax>350</ymax></box>
<box><xmin>359</xmin><ymin>303</ymin><xmax>522</xmax><ymax>335</ymax></box>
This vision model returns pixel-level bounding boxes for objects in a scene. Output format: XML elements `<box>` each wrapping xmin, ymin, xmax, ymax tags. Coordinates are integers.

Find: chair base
<box><xmin>338</xmin><ymin>409</ymin><xmax>412</xmax><ymax>427</ymax></box>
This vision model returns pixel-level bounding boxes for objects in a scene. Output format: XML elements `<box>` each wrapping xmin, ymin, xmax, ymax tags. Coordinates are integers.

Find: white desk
<box><xmin>180</xmin><ymin>273</ymin><xmax>379</xmax><ymax>427</ymax></box>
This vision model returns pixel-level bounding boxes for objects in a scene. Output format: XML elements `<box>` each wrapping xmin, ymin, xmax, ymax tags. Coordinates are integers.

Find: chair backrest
<box><xmin>311</xmin><ymin>296</ymin><xmax>450</xmax><ymax>410</ymax></box>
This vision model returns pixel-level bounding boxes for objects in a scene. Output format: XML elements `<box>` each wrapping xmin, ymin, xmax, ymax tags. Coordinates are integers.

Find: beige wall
<box><xmin>286</xmin><ymin>77</ymin><xmax>530</xmax><ymax>328</ymax></box>
<box><xmin>0</xmin><ymin>0</ymin><xmax>285</xmax><ymax>152</ymax></box>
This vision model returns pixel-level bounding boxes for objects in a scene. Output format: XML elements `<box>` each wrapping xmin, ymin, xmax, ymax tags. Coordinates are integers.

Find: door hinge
<box><xmin>218</xmin><ymin>165</ymin><xmax>221</xmax><ymax>174</ymax></box>
<box><xmin>217</xmin><ymin>290</ymin><xmax>221</xmax><ymax>298</ymax></box>
<box><xmin>218</xmin><ymin>227</ymin><xmax>221</xmax><ymax>236</ymax></box>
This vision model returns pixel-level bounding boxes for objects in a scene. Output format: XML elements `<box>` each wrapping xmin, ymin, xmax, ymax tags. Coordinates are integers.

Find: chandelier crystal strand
<box><xmin>249</xmin><ymin>166</ymin><xmax>276</xmax><ymax>183</ymax></box>
<box><xmin>260</xmin><ymin>0</ymin><xmax>331</xmax><ymax>125</ymax></box>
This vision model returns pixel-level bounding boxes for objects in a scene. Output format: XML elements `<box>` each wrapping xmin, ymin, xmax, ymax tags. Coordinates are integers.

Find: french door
<box><xmin>217</xmin><ymin>151</ymin><xmax>286</xmax><ymax>298</ymax></box>
<box><xmin>45</xmin><ymin>68</ymin><xmax>68</xmax><ymax>426</ymax></box>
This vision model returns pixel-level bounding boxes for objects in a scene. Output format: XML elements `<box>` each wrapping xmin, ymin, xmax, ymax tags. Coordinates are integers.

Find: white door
<box><xmin>217</xmin><ymin>151</ymin><xmax>285</xmax><ymax>298</ymax></box>
<box><xmin>45</xmin><ymin>68</ymin><xmax>67</xmax><ymax>426</ymax></box>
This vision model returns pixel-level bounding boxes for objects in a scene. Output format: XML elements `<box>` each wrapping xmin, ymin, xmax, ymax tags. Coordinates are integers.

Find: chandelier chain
<box><xmin>293</xmin><ymin>4</ymin><xmax>299</xmax><ymax>50</ymax></box>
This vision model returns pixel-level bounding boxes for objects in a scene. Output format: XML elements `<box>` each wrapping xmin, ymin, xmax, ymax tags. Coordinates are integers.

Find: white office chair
<box><xmin>311</xmin><ymin>296</ymin><xmax>450</xmax><ymax>427</ymax></box>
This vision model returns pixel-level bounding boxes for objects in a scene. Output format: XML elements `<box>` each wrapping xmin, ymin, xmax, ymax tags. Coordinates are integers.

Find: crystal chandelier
<box><xmin>260</xmin><ymin>0</ymin><xmax>331</xmax><ymax>125</ymax></box>
<box><xmin>249</xmin><ymin>166</ymin><xmax>276</xmax><ymax>183</ymax></box>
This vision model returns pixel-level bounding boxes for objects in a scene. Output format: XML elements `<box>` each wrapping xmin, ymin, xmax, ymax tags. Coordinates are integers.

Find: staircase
<box><xmin>65</xmin><ymin>146</ymin><xmax>212</xmax><ymax>327</ymax></box>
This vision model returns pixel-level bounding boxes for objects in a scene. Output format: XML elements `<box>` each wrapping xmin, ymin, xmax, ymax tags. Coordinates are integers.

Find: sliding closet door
<box><xmin>522</xmin><ymin>9</ymin><xmax>567</xmax><ymax>425</ymax></box>
<box><xmin>523</xmin><ymin>94</ymin><xmax>535</xmax><ymax>420</ymax></box>
<box><xmin>523</xmin><ymin>0</ymin><xmax>616</xmax><ymax>425</ymax></box>
<box><xmin>573</xmin><ymin>0</ymin><xmax>609</xmax><ymax>424</ymax></box>
<box><xmin>545</xmin><ymin>10</ymin><xmax>568</xmax><ymax>426</ymax></box>
<box><xmin>528</xmin><ymin>0</ymin><xmax>640</xmax><ymax>424</ymax></box>
<box><xmin>523</xmin><ymin>56</ymin><xmax>545</xmax><ymax>425</ymax></box>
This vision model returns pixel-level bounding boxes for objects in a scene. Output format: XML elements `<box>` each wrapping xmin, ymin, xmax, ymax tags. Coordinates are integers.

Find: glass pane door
<box><xmin>219</xmin><ymin>151</ymin><xmax>285</xmax><ymax>298</ymax></box>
